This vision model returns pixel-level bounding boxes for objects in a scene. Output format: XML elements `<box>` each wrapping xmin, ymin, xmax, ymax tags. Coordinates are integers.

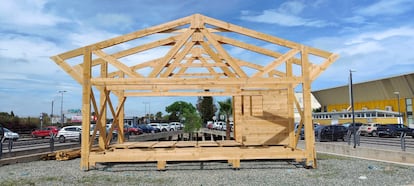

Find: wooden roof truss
<box><xmin>51</xmin><ymin>14</ymin><xmax>338</xmax><ymax>170</ymax></box>
<box><xmin>52</xmin><ymin>14</ymin><xmax>338</xmax><ymax>97</ymax></box>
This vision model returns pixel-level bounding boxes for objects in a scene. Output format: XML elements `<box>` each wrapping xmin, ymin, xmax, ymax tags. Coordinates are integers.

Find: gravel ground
<box><xmin>0</xmin><ymin>153</ymin><xmax>413</xmax><ymax>186</ymax></box>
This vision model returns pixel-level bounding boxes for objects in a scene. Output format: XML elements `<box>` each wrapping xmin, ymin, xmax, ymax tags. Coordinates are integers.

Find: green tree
<box><xmin>182</xmin><ymin>108</ymin><xmax>202</xmax><ymax>133</ymax></box>
<box><xmin>196</xmin><ymin>96</ymin><xmax>217</xmax><ymax>125</ymax></box>
<box><xmin>165</xmin><ymin>101</ymin><xmax>196</xmax><ymax>121</ymax></box>
<box><xmin>155</xmin><ymin>112</ymin><xmax>163</xmax><ymax>120</ymax></box>
<box><xmin>218</xmin><ymin>98</ymin><xmax>232</xmax><ymax>140</ymax></box>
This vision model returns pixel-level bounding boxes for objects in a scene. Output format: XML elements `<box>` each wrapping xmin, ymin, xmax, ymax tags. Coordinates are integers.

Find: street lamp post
<box><xmin>59</xmin><ymin>90</ymin><xmax>67</xmax><ymax>127</ymax></box>
<box><xmin>51</xmin><ymin>100</ymin><xmax>54</xmax><ymax>124</ymax></box>
<box><xmin>394</xmin><ymin>91</ymin><xmax>401</xmax><ymax>124</ymax></box>
<box><xmin>349</xmin><ymin>70</ymin><xmax>356</xmax><ymax>148</ymax></box>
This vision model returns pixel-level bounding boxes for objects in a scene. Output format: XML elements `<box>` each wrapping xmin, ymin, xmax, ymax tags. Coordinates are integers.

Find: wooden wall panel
<box><xmin>235</xmin><ymin>90</ymin><xmax>290</xmax><ymax>145</ymax></box>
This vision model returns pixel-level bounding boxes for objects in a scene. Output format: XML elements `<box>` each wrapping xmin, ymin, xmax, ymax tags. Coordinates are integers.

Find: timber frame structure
<box><xmin>51</xmin><ymin>14</ymin><xmax>338</xmax><ymax>170</ymax></box>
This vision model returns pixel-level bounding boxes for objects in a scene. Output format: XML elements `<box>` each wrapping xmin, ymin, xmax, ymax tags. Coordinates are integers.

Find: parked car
<box><xmin>31</xmin><ymin>126</ymin><xmax>59</xmax><ymax>138</ymax></box>
<box><xmin>123</xmin><ymin>126</ymin><xmax>143</xmax><ymax>135</ymax></box>
<box><xmin>137</xmin><ymin>124</ymin><xmax>156</xmax><ymax>133</ymax></box>
<box><xmin>377</xmin><ymin>124</ymin><xmax>414</xmax><ymax>138</ymax></box>
<box><xmin>149</xmin><ymin>123</ymin><xmax>162</xmax><ymax>133</ymax></box>
<box><xmin>359</xmin><ymin>123</ymin><xmax>380</xmax><ymax>136</ymax></box>
<box><xmin>299</xmin><ymin>123</ymin><xmax>320</xmax><ymax>140</ymax></box>
<box><xmin>206</xmin><ymin>121</ymin><xmax>214</xmax><ymax>129</ymax></box>
<box><xmin>213</xmin><ymin>121</ymin><xmax>225</xmax><ymax>130</ymax></box>
<box><xmin>0</xmin><ymin>127</ymin><xmax>19</xmax><ymax>141</ymax></box>
<box><xmin>57</xmin><ymin>126</ymin><xmax>82</xmax><ymax>143</ymax></box>
<box><xmin>314</xmin><ymin>125</ymin><xmax>347</xmax><ymax>142</ymax></box>
<box><xmin>169</xmin><ymin>122</ymin><xmax>183</xmax><ymax>131</ymax></box>
<box><xmin>159</xmin><ymin>123</ymin><xmax>171</xmax><ymax>132</ymax></box>
<box><xmin>221</xmin><ymin>122</ymin><xmax>234</xmax><ymax>131</ymax></box>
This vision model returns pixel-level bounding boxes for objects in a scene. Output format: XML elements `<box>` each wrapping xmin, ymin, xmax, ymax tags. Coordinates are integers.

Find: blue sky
<box><xmin>0</xmin><ymin>0</ymin><xmax>413</xmax><ymax>117</ymax></box>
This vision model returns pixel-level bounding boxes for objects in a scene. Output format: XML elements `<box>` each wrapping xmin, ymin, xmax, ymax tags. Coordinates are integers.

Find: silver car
<box><xmin>57</xmin><ymin>126</ymin><xmax>81</xmax><ymax>143</ymax></box>
<box><xmin>0</xmin><ymin>127</ymin><xmax>19</xmax><ymax>141</ymax></box>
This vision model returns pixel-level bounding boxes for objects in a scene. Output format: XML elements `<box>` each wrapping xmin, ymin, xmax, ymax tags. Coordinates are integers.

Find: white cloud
<box><xmin>278</xmin><ymin>1</ymin><xmax>305</xmax><ymax>15</ymax></box>
<box><xmin>68</xmin><ymin>29</ymin><xmax>118</xmax><ymax>48</ymax></box>
<box><xmin>343</xmin><ymin>16</ymin><xmax>367</xmax><ymax>24</ymax></box>
<box><xmin>336</xmin><ymin>41</ymin><xmax>384</xmax><ymax>56</ymax></box>
<box><xmin>357</xmin><ymin>0</ymin><xmax>414</xmax><ymax>16</ymax></box>
<box><xmin>0</xmin><ymin>34</ymin><xmax>63</xmax><ymax>75</ymax></box>
<box><xmin>0</xmin><ymin>0</ymin><xmax>69</xmax><ymax>27</ymax></box>
<box><xmin>346</xmin><ymin>27</ymin><xmax>414</xmax><ymax>45</ymax></box>
<box><xmin>309</xmin><ymin>26</ymin><xmax>414</xmax><ymax>88</ymax></box>
<box><xmin>240</xmin><ymin>1</ymin><xmax>330</xmax><ymax>27</ymax></box>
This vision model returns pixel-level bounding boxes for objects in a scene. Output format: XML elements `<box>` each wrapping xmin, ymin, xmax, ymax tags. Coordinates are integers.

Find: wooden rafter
<box><xmin>201</xmin><ymin>29</ymin><xmax>247</xmax><ymax>78</ymax></box>
<box><xmin>199</xmin><ymin>41</ymin><xmax>235</xmax><ymax>77</ymax></box>
<box><xmin>93</xmin><ymin>49</ymin><xmax>143</xmax><ymax>78</ymax></box>
<box><xmin>252</xmin><ymin>48</ymin><xmax>300</xmax><ymax>77</ymax></box>
<box><xmin>149</xmin><ymin>29</ymin><xmax>195</xmax><ymax>77</ymax></box>
<box><xmin>213</xmin><ymin>34</ymin><xmax>302</xmax><ymax>65</ymax></box>
<box><xmin>160</xmin><ymin>40</ymin><xmax>195</xmax><ymax>77</ymax></box>
<box><xmin>58</xmin><ymin>15</ymin><xmax>192</xmax><ymax>60</ymax></box>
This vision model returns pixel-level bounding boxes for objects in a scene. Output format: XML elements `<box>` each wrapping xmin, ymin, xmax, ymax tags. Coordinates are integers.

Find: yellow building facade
<box><xmin>312</xmin><ymin>73</ymin><xmax>414</xmax><ymax>127</ymax></box>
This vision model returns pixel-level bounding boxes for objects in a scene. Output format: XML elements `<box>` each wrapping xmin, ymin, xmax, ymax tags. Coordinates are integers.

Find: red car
<box><xmin>31</xmin><ymin>126</ymin><xmax>59</xmax><ymax>138</ymax></box>
<box><xmin>114</xmin><ymin>126</ymin><xmax>143</xmax><ymax>135</ymax></box>
<box><xmin>124</xmin><ymin>126</ymin><xmax>143</xmax><ymax>135</ymax></box>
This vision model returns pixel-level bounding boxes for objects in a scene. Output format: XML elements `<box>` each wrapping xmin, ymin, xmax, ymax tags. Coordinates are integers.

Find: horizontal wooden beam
<box><xmin>91</xmin><ymin>77</ymin><xmax>302</xmax><ymax>86</ymax></box>
<box><xmin>104</xmin><ymin>83</ymin><xmax>290</xmax><ymax>91</ymax></box>
<box><xmin>89</xmin><ymin>145</ymin><xmax>307</xmax><ymax>164</ymax></box>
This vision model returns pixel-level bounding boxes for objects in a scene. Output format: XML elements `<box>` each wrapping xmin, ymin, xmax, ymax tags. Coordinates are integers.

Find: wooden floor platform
<box><xmin>89</xmin><ymin>140</ymin><xmax>308</xmax><ymax>170</ymax></box>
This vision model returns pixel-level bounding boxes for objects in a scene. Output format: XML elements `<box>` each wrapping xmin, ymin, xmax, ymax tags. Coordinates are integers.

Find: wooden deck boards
<box><xmin>110</xmin><ymin>140</ymin><xmax>246</xmax><ymax>149</ymax></box>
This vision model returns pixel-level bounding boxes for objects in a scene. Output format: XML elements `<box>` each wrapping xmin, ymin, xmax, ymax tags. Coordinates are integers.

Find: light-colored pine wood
<box><xmin>80</xmin><ymin>47</ymin><xmax>92</xmax><ymax>170</ymax></box>
<box><xmin>51</xmin><ymin>14</ymin><xmax>338</xmax><ymax>170</ymax></box>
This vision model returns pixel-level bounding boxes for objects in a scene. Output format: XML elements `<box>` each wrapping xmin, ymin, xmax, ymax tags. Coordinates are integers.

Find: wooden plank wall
<box><xmin>234</xmin><ymin>90</ymin><xmax>291</xmax><ymax>145</ymax></box>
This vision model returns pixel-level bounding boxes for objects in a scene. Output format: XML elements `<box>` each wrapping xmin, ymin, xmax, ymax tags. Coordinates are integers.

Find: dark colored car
<box><xmin>137</xmin><ymin>124</ymin><xmax>156</xmax><ymax>133</ymax></box>
<box><xmin>31</xmin><ymin>126</ymin><xmax>59</xmax><ymax>138</ymax></box>
<box><xmin>298</xmin><ymin>123</ymin><xmax>319</xmax><ymax>140</ymax></box>
<box><xmin>314</xmin><ymin>125</ymin><xmax>347</xmax><ymax>142</ymax></box>
<box><xmin>377</xmin><ymin>124</ymin><xmax>414</xmax><ymax>138</ymax></box>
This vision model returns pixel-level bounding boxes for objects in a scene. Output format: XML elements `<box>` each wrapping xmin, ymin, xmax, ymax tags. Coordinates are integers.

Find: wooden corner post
<box><xmin>301</xmin><ymin>46</ymin><xmax>317</xmax><ymax>168</ymax></box>
<box><xmin>81</xmin><ymin>46</ymin><xmax>92</xmax><ymax>171</ymax></box>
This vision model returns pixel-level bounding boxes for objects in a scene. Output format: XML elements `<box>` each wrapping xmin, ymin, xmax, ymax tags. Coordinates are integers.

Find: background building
<box><xmin>312</xmin><ymin>72</ymin><xmax>414</xmax><ymax>127</ymax></box>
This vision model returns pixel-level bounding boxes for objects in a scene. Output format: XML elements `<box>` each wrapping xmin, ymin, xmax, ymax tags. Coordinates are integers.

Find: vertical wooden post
<box><xmin>118</xmin><ymin>73</ymin><xmax>125</xmax><ymax>143</ymax></box>
<box><xmin>157</xmin><ymin>161</ymin><xmax>166</xmax><ymax>171</ymax></box>
<box><xmin>232</xmin><ymin>159</ymin><xmax>240</xmax><ymax>169</ymax></box>
<box><xmin>301</xmin><ymin>46</ymin><xmax>316</xmax><ymax>168</ymax></box>
<box><xmin>99</xmin><ymin>62</ymin><xmax>108</xmax><ymax>149</ymax></box>
<box><xmin>81</xmin><ymin>47</ymin><xmax>92</xmax><ymax>171</ymax></box>
<box><xmin>286</xmin><ymin>59</ymin><xmax>295</xmax><ymax>147</ymax></box>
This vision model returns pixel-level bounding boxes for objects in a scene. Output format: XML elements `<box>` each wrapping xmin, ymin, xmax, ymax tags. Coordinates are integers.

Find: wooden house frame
<box><xmin>51</xmin><ymin>14</ymin><xmax>338</xmax><ymax>170</ymax></box>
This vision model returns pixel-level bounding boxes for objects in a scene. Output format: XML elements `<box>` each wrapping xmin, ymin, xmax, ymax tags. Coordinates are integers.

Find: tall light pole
<box><xmin>349</xmin><ymin>69</ymin><xmax>356</xmax><ymax>148</ymax></box>
<box><xmin>143</xmin><ymin>102</ymin><xmax>150</xmax><ymax>120</ymax></box>
<box><xmin>394</xmin><ymin>91</ymin><xmax>401</xmax><ymax>124</ymax></box>
<box><xmin>59</xmin><ymin>90</ymin><xmax>67</xmax><ymax>127</ymax></box>
<box><xmin>51</xmin><ymin>100</ymin><xmax>54</xmax><ymax>124</ymax></box>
